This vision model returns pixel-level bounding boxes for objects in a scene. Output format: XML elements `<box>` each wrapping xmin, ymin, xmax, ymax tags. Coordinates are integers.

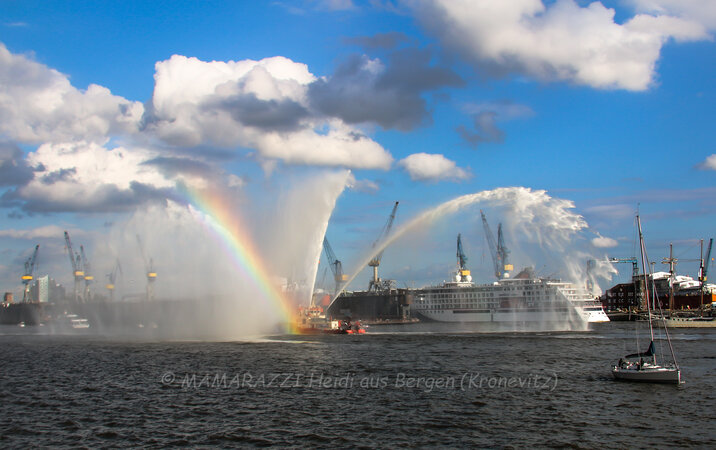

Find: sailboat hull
<box><xmin>611</xmin><ymin>366</ymin><xmax>681</xmax><ymax>384</ymax></box>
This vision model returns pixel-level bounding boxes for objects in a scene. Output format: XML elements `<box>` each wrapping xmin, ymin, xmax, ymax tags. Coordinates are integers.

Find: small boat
<box><xmin>56</xmin><ymin>313</ymin><xmax>90</xmax><ymax>329</ymax></box>
<box><xmin>611</xmin><ymin>215</ymin><xmax>681</xmax><ymax>384</ymax></box>
<box><xmin>612</xmin><ymin>341</ymin><xmax>680</xmax><ymax>384</ymax></box>
<box><xmin>294</xmin><ymin>306</ymin><xmax>365</xmax><ymax>335</ymax></box>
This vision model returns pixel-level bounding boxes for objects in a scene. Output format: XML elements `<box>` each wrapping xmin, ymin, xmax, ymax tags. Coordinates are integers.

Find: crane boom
<box><xmin>480</xmin><ymin>210</ymin><xmax>511</xmax><ymax>280</ymax></box>
<box><xmin>457</xmin><ymin>234</ymin><xmax>467</xmax><ymax>270</ymax></box>
<box><xmin>80</xmin><ymin>245</ymin><xmax>93</xmax><ymax>282</ymax></box>
<box><xmin>106</xmin><ymin>258</ymin><xmax>123</xmax><ymax>301</ymax></box>
<box><xmin>368</xmin><ymin>201</ymin><xmax>399</xmax><ymax>291</ymax></box>
<box><xmin>480</xmin><ymin>210</ymin><xmax>499</xmax><ymax>278</ymax></box>
<box><xmin>21</xmin><ymin>244</ymin><xmax>40</xmax><ymax>302</ymax></box>
<box><xmin>609</xmin><ymin>257</ymin><xmax>639</xmax><ymax>279</ymax></box>
<box><xmin>22</xmin><ymin>245</ymin><xmax>39</xmax><ymax>280</ymax></box>
<box><xmin>496</xmin><ymin>224</ymin><xmax>511</xmax><ymax>277</ymax></box>
<box><xmin>64</xmin><ymin>231</ymin><xmax>84</xmax><ymax>302</ymax></box>
<box><xmin>136</xmin><ymin>235</ymin><xmax>157</xmax><ymax>301</ymax></box>
<box><xmin>456</xmin><ymin>234</ymin><xmax>471</xmax><ymax>282</ymax></box>
<box><xmin>322</xmin><ymin>237</ymin><xmax>345</xmax><ymax>296</ymax></box>
<box><xmin>704</xmin><ymin>238</ymin><xmax>713</xmax><ymax>281</ymax></box>
<box><xmin>368</xmin><ymin>201</ymin><xmax>399</xmax><ymax>267</ymax></box>
<box><xmin>64</xmin><ymin>231</ymin><xmax>80</xmax><ymax>273</ymax></box>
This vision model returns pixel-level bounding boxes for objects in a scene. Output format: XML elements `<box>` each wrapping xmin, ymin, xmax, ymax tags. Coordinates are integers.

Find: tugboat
<box><xmin>295</xmin><ymin>306</ymin><xmax>365</xmax><ymax>335</ymax></box>
<box><xmin>325</xmin><ymin>319</ymin><xmax>365</xmax><ymax>335</ymax></box>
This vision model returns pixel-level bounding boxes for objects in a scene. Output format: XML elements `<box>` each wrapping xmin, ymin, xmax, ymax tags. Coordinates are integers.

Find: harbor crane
<box><xmin>368</xmin><ymin>201</ymin><xmax>399</xmax><ymax>291</ymax></box>
<box><xmin>456</xmin><ymin>234</ymin><xmax>471</xmax><ymax>282</ymax></box>
<box><xmin>80</xmin><ymin>245</ymin><xmax>94</xmax><ymax>301</ymax></box>
<box><xmin>106</xmin><ymin>258</ymin><xmax>123</xmax><ymax>302</ymax></box>
<box><xmin>609</xmin><ymin>257</ymin><xmax>639</xmax><ymax>280</ymax></box>
<box><xmin>480</xmin><ymin>210</ymin><xmax>512</xmax><ymax>280</ymax></box>
<box><xmin>21</xmin><ymin>245</ymin><xmax>39</xmax><ymax>303</ymax></box>
<box><xmin>64</xmin><ymin>231</ymin><xmax>84</xmax><ymax>302</ymax></box>
<box><xmin>322</xmin><ymin>237</ymin><xmax>346</xmax><ymax>297</ymax></box>
<box><xmin>136</xmin><ymin>235</ymin><xmax>157</xmax><ymax>301</ymax></box>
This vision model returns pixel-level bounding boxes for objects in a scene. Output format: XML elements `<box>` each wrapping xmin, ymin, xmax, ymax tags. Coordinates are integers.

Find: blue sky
<box><xmin>1</xmin><ymin>0</ymin><xmax>715</xmax><ymax>297</ymax></box>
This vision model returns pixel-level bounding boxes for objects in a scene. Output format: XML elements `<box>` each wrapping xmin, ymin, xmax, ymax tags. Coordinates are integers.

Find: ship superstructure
<box><xmin>411</xmin><ymin>271</ymin><xmax>609</xmax><ymax>324</ymax></box>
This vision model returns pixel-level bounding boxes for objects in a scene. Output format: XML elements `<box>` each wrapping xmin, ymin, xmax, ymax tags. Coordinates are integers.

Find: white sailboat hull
<box><xmin>611</xmin><ymin>365</ymin><xmax>681</xmax><ymax>384</ymax></box>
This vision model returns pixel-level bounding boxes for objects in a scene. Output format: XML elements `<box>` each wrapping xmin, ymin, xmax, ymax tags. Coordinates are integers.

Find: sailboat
<box><xmin>611</xmin><ymin>215</ymin><xmax>681</xmax><ymax>384</ymax></box>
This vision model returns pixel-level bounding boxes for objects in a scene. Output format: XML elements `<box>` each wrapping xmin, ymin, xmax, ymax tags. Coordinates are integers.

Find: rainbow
<box><xmin>179</xmin><ymin>185</ymin><xmax>298</xmax><ymax>333</ymax></box>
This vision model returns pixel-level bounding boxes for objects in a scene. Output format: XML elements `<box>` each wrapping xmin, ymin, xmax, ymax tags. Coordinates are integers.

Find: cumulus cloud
<box><xmin>0</xmin><ymin>142</ymin><xmax>34</xmax><ymax>186</ymax></box>
<box><xmin>457</xmin><ymin>112</ymin><xmax>504</xmax><ymax>147</ymax></box>
<box><xmin>0</xmin><ymin>43</ymin><xmax>143</xmax><ymax>143</ymax></box>
<box><xmin>347</xmin><ymin>173</ymin><xmax>380</xmax><ymax>193</ymax></box>
<box><xmin>591</xmin><ymin>234</ymin><xmax>619</xmax><ymax>248</ymax></box>
<box><xmin>398</xmin><ymin>153</ymin><xmax>471</xmax><ymax>182</ymax></box>
<box><xmin>3</xmin><ymin>141</ymin><xmax>175</xmax><ymax>212</ymax></box>
<box><xmin>308</xmin><ymin>49</ymin><xmax>463</xmax><ymax>130</ymax></box>
<box><xmin>697</xmin><ymin>154</ymin><xmax>716</xmax><ymax>170</ymax></box>
<box><xmin>629</xmin><ymin>0</ymin><xmax>716</xmax><ymax>30</ymax></box>
<box><xmin>0</xmin><ymin>224</ymin><xmax>68</xmax><ymax>239</ymax></box>
<box><xmin>457</xmin><ymin>101</ymin><xmax>533</xmax><ymax>147</ymax></box>
<box><xmin>144</xmin><ymin>54</ymin><xmax>393</xmax><ymax>169</ymax></box>
<box><xmin>408</xmin><ymin>0</ymin><xmax>710</xmax><ymax>90</ymax></box>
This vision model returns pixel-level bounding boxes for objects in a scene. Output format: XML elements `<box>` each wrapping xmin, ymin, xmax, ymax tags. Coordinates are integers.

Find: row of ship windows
<box><xmin>422</xmin><ymin>294</ymin><xmax>549</xmax><ymax>302</ymax></box>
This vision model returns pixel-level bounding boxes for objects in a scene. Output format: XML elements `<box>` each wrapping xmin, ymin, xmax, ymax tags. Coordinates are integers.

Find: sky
<box><xmin>1</xmin><ymin>0</ymin><xmax>715</xmax><ymax>300</ymax></box>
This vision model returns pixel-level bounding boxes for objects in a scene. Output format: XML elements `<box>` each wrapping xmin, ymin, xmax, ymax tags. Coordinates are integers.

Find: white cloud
<box><xmin>0</xmin><ymin>225</ymin><xmax>69</xmax><ymax>239</ymax></box>
<box><xmin>698</xmin><ymin>154</ymin><xmax>716</xmax><ymax>170</ymax></box>
<box><xmin>15</xmin><ymin>141</ymin><xmax>174</xmax><ymax>211</ymax></box>
<box><xmin>0</xmin><ymin>43</ymin><xmax>144</xmax><ymax>143</ymax></box>
<box><xmin>629</xmin><ymin>0</ymin><xmax>716</xmax><ymax>30</ymax></box>
<box><xmin>398</xmin><ymin>153</ymin><xmax>471</xmax><ymax>182</ymax></box>
<box><xmin>346</xmin><ymin>173</ymin><xmax>380</xmax><ymax>193</ymax></box>
<box><xmin>592</xmin><ymin>235</ymin><xmax>619</xmax><ymax>248</ymax></box>
<box><xmin>147</xmin><ymin>54</ymin><xmax>393</xmax><ymax>169</ymax></box>
<box><xmin>252</xmin><ymin>124</ymin><xmax>393</xmax><ymax>169</ymax></box>
<box><xmin>409</xmin><ymin>0</ymin><xmax>710</xmax><ymax>90</ymax></box>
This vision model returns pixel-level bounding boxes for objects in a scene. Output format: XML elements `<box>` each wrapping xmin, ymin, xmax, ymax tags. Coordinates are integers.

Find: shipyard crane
<box><xmin>480</xmin><ymin>210</ymin><xmax>512</xmax><ymax>280</ymax></box>
<box><xmin>701</xmin><ymin>238</ymin><xmax>713</xmax><ymax>283</ymax></box>
<box><xmin>608</xmin><ymin>257</ymin><xmax>639</xmax><ymax>280</ymax></box>
<box><xmin>368</xmin><ymin>201</ymin><xmax>399</xmax><ymax>291</ymax></box>
<box><xmin>456</xmin><ymin>234</ymin><xmax>471</xmax><ymax>282</ymax></box>
<box><xmin>21</xmin><ymin>245</ymin><xmax>40</xmax><ymax>303</ymax></box>
<box><xmin>106</xmin><ymin>258</ymin><xmax>123</xmax><ymax>302</ymax></box>
<box><xmin>136</xmin><ymin>235</ymin><xmax>157</xmax><ymax>301</ymax></box>
<box><xmin>80</xmin><ymin>245</ymin><xmax>94</xmax><ymax>301</ymax></box>
<box><xmin>322</xmin><ymin>237</ymin><xmax>346</xmax><ymax>297</ymax></box>
<box><xmin>64</xmin><ymin>231</ymin><xmax>85</xmax><ymax>302</ymax></box>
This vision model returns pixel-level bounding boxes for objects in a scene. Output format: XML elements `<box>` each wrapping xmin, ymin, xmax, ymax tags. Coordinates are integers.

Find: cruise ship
<box><xmin>411</xmin><ymin>268</ymin><xmax>609</xmax><ymax>324</ymax></box>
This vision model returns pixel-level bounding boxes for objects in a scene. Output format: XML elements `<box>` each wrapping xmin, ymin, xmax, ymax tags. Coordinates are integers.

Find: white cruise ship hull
<box><xmin>411</xmin><ymin>276</ymin><xmax>609</xmax><ymax>324</ymax></box>
<box><xmin>415</xmin><ymin>308</ymin><xmax>588</xmax><ymax>323</ymax></box>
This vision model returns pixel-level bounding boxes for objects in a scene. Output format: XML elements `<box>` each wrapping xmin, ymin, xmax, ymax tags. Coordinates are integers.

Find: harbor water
<box><xmin>1</xmin><ymin>323</ymin><xmax>714</xmax><ymax>447</ymax></box>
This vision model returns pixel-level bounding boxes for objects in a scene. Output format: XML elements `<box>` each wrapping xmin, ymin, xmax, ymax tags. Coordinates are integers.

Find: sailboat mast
<box><xmin>700</xmin><ymin>239</ymin><xmax>704</xmax><ymax>318</ymax></box>
<box><xmin>636</xmin><ymin>216</ymin><xmax>656</xmax><ymax>365</ymax></box>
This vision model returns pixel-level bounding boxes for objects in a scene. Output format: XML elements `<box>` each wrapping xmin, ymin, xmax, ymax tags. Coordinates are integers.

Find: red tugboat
<box><xmin>295</xmin><ymin>306</ymin><xmax>365</xmax><ymax>335</ymax></box>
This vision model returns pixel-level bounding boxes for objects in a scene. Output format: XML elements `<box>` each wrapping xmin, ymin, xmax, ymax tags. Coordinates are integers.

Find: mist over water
<box><xmin>58</xmin><ymin>184</ymin><xmax>617</xmax><ymax>338</ymax></box>
<box><xmin>338</xmin><ymin>187</ymin><xmax>617</xmax><ymax>300</ymax></box>
<box><xmin>85</xmin><ymin>170</ymin><xmax>351</xmax><ymax>339</ymax></box>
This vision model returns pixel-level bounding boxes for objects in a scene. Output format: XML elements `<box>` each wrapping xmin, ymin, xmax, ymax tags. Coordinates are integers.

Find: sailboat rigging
<box><xmin>611</xmin><ymin>215</ymin><xmax>681</xmax><ymax>384</ymax></box>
